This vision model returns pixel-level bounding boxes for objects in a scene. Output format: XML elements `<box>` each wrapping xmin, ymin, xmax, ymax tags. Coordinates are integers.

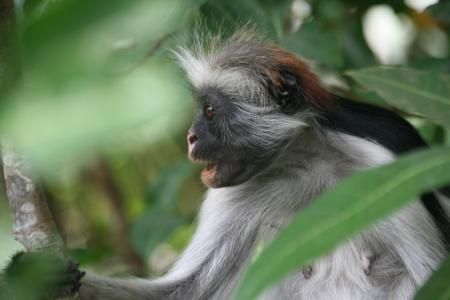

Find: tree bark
<box><xmin>1</xmin><ymin>143</ymin><xmax>67</xmax><ymax>257</ymax></box>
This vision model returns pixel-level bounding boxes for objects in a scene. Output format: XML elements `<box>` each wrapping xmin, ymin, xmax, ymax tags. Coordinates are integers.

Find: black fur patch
<box><xmin>319</xmin><ymin>96</ymin><xmax>450</xmax><ymax>250</ymax></box>
<box><xmin>269</xmin><ymin>70</ymin><xmax>304</xmax><ymax>114</ymax></box>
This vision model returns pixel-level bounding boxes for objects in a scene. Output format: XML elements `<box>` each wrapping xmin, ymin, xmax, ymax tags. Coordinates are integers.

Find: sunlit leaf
<box><xmin>233</xmin><ymin>146</ymin><xmax>450</xmax><ymax>299</ymax></box>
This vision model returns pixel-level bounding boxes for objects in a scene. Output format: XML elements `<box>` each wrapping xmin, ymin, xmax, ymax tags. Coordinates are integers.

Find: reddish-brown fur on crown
<box><xmin>267</xmin><ymin>48</ymin><xmax>331</xmax><ymax>109</ymax></box>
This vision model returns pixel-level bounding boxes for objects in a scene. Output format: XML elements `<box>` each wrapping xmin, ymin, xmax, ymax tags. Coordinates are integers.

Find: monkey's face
<box><xmin>187</xmin><ymin>88</ymin><xmax>303</xmax><ymax>188</ymax></box>
<box><xmin>176</xmin><ymin>30</ymin><xmax>327</xmax><ymax>187</ymax></box>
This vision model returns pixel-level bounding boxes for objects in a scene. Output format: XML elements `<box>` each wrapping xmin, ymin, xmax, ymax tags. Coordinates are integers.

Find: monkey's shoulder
<box><xmin>320</xmin><ymin>96</ymin><xmax>426</xmax><ymax>155</ymax></box>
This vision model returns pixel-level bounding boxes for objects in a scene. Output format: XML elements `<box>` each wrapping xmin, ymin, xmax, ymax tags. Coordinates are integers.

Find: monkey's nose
<box><xmin>187</xmin><ymin>132</ymin><xmax>198</xmax><ymax>145</ymax></box>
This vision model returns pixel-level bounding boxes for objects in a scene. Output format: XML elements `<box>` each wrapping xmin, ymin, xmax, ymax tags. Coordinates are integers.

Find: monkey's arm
<box><xmin>77</xmin><ymin>273</ymin><xmax>159</xmax><ymax>299</ymax></box>
<box><xmin>78</xmin><ymin>192</ymin><xmax>258</xmax><ymax>300</ymax></box>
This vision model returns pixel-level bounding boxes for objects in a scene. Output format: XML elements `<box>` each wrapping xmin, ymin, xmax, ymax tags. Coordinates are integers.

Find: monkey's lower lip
<box><xmin>201</xmin><ymin>162</ymin><xmax>218</xmax><ymax>186</ymax></box>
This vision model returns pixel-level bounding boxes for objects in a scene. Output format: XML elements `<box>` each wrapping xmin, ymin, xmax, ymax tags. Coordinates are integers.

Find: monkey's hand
<box><xmin>0</xmin><ymin>251</ymin><xmax>85</xmax><ymax>300</ymax></box>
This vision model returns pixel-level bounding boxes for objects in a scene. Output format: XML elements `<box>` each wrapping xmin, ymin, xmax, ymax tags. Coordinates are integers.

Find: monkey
<box><xmin>3</xmin><ymin>28</ymin><xmax>449</xmax><ymax>300</ymax></box>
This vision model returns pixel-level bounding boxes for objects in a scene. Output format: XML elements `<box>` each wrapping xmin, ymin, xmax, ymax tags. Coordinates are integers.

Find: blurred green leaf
<box><xmin>22</xmin><ymin>0</ymin><xmax>205</xmax><ymax>56</ymax></box>
<box><xmin>131</xmin><ymin>160</ymin><xmax>195</xmax><ymax>257</ymax></box>
<box><xmin>22</xmin><ymin>0</ymin><xmax>49</xmax><ymax>19</ymax></box>
<box><xmin>328</xmin><ymin>0</ymin><xmax>405</xmax><ymax>12</ymax></box>
<box><xmin>340</xmin><ymin>19</ymin><xmax>376</xmax><ymax>68</ymax></box>
<box><xmin>21</xmin><ymin>0</ymin><xmax>205</xmax><ymax>77</ymax></box>
<box><xmin>414</xmin><ymin>121</ymin><xmax>446</xmax><ymax>146</ymax></box>
<box><xmin>255</xmin><ymin>0</ymin><xmax>292</xmax><ymax>38</ymax></box>
<box><xmin>415</xmin><ymin>255</ymin><xmax>450</xmax><ymax>300</ymax></box>
<box><xmin>131</xmin><ymin>208</ymin><xmax>185</xmax><ymax>258</ymax></box>
<box><xmin>69</xmin><ymin>247</ymin><xmax>114</xmax><ymax>266</ymax></box>
<box><xmin>315</xmin><ymin>0</ymin><xmax>345</xmax><ymax>22</ymax></box>
<box><xmin>281</xmin><ymin>21</ymin><xmax>343</xmax><ymax>67</ymax></box>
<box><xmin>168</xmin><ymin>224</ymin><xmax>196</xmax><ymax>251</ymax></box>
<box><xmin>1</xmin><ymin>252</ymin><xmax>64</xmax><ymax>300</ymax></box>
<box><xmin>409</xmin><ymin>57</ymin><xmax>450</xmax><ymax>74</ymax></box>
<box><xmin>347</xmin><ymin>67</ymin><xmax>450</xmax><ymax>128</ymax></box>
<box><xmin>199</xmin><ymin>0</ymin><xmax>282</xmax><ymax>38</ymax></box>
<box><xmin>347</xmin><ymin>85</ymin><xmax>389</xmax><ymax>107</ymax></box>
<box><xmin>233</xmin><ymin>146</ymin><xmax>450</xmax><ymax>300</ymax></box>
<box><xmin>446</xmin><ymin>130</ymin><xmax>450</xmax><ymax>146</ymax></box>
<box><xmin>0</xmin><ymin>65</ymin><xmax>190</xmax><ymax>173</ymax></box>
<box><xmin>146</xmin><ymin>159</ymin><xmax>196</xmax><ymax>209</ymax></box>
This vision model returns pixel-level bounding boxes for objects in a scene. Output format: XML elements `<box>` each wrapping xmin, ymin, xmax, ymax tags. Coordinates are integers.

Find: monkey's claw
<box><xmin>53</xmin><ymin>258</ymin><xmax>86</xmax><ymax>297</ymax></box>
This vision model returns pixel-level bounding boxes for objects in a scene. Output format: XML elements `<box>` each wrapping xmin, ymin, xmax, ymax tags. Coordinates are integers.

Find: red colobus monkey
<box><xmin>3</xmin><ymin>29</ymin><xmax>449</xmax><ymax>300</ymax></box>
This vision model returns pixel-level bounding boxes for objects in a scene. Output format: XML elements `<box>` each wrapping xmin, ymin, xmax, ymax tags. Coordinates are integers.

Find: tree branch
<box><xmin>2</xmin><ymin>143</ymin><xmax>67</xmax><ymax>256</ymax></box>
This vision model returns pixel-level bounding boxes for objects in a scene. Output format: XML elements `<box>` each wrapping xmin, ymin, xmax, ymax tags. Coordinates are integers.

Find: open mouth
<box><xmin>190</xmin><ymin>156</ymin><xmax>253</xmax><ymax>188</ymax></box>
<box><xmin>200</xmin><ymin>161</ymin><xmax>219</xmax><ymax>187</ymax></box>
<box><xmin>190</xmin><ymin>157</ymin><xmax>220</xmax><ymax>187</ymax></box>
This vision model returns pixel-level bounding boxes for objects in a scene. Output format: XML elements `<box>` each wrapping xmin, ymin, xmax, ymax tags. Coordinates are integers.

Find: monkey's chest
<box><xmin>256</xmin><ymin>220</ymin><xmax>409</xmax><ymax>300</ymax></box>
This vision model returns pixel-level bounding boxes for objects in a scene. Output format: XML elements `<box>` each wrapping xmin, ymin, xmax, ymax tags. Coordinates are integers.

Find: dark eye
<box><xmin>203</xmin><ymin>103</ymin><xmax>215</xmax><ymax>120</ymax></box>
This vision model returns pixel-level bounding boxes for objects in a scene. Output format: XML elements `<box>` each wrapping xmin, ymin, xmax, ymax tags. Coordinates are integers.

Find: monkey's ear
<box><xmin>270</xmin><ymin>70</ymin><xmax>304</xmax><ymax>114</ymax></box>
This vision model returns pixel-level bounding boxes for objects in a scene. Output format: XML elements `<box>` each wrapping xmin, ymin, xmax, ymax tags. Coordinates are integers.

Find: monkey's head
<box><xmin>175</xmin><ymin>29</ymin><xmax>330</xmax><ymax>188</ymax></box>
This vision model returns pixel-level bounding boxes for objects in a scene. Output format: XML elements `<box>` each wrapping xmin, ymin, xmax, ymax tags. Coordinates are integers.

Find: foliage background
<box><xmin>0</xmin><ymin>0</ymin><xmax>449</xmax><ymax>298</ymax></box>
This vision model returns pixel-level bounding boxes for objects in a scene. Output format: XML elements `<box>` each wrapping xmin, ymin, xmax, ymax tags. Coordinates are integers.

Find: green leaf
<box><xmin>256</xmin><ymin>0</ymin><xmax>292</xmax><ymax>38</ymax></box>
<box><xmin>409</xmin><ymin>57</ymin><xmax>450</xmax><ymax>74</ymax></box>
<box><xmin>315</xmin><ymin>0</ymin><xmax>345</xmax><ymax>22</ymax></box>
<box><xmin>413</xmin><ymin>121</ymin><xmax>446</xmax><ymax>146</ymax></box>
<box><xmin>415</xmin><ymin>255</ymin><xmax>450</xmax><ymax>300</ymax></box>
<box><xmin>21</xmin><ymin>0</ymin><xmax>205</xmax><ymax>78</ymax></box>
<box><xmin>348</xmin><ymin>85</ymin><xmax>389</xmax><ymax>108</ymax></box>
<box><xmin>199</xmin><ymin>0</ymin><xmax>286</xmax><ymax>39</ymax></box>
<box><xmin>281</xmin><ymin>21</ymin><xmax>343</xmax><ymax>68</ymax></box>
<box><xmin>131</xmin><ymin>209</ymin><xmax>185</xmax><ymax>258</ymax></box>
<box><xmin>340</xmin><ymin>19</ymin><xmax>376</xmax><ymax>68</ymax></box>
<box><xmin>233</xmin><ymin>146</ymin><xmax>450</xmax><ymax>300</ymax></box>
<box><xmin>347</xmin><ymin>67</ymin><xmax>450</xmax><ymax>128</ymax></box>
<box><xmin>146</xmin><ymin>159</ymin><xmax>196</xmax><ymax>209</ymax></box>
